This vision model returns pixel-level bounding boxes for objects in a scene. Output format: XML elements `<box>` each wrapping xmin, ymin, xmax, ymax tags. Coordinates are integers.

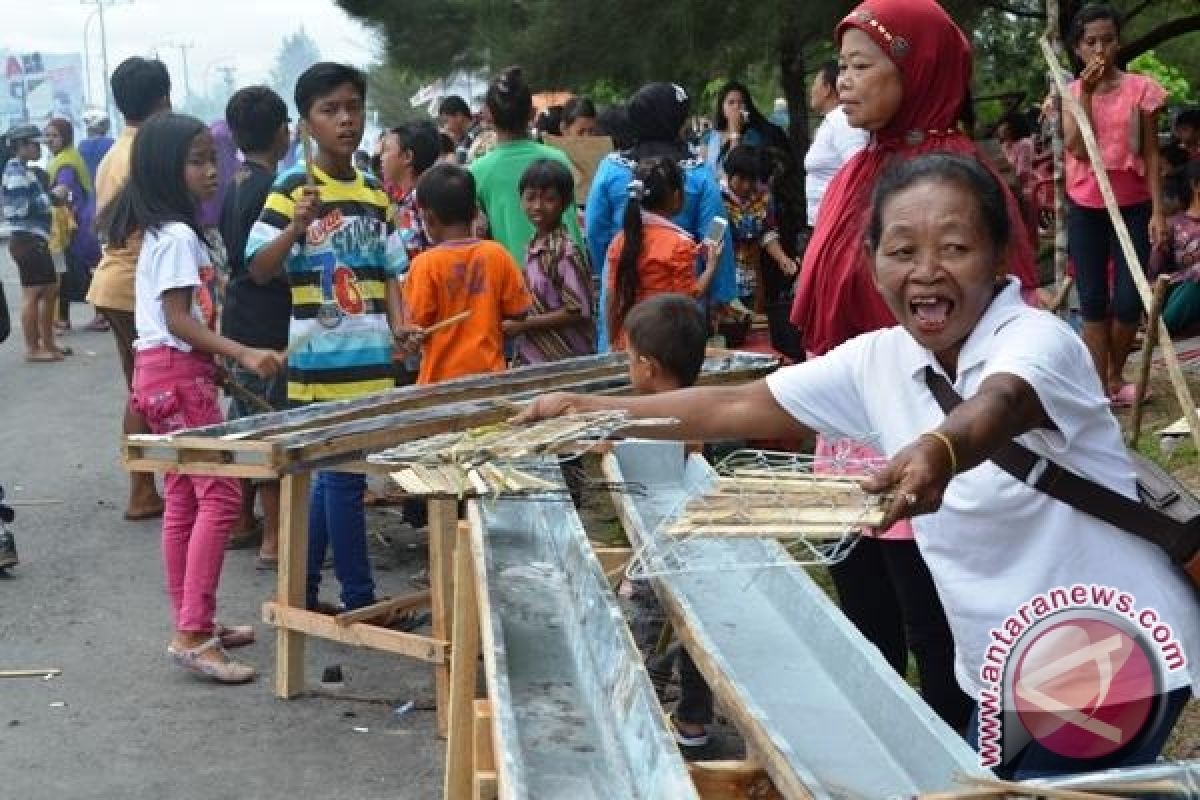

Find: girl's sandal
<box><xmin>214</xmin><ymin>623</ymin><xmax>256</xmax><ymax>649</ymax></box>
<box><xmin>168</xmin><ymin>637</ymin><xmax>257</xmax><ymax>684</ymax></box>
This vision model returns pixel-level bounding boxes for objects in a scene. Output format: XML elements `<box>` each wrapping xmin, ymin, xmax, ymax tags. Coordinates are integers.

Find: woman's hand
<box><xmin>392</xmin><ymin>323</ymin><xmax>425</xmax><ymax>353</ymax></box>
<box><xmin>238</xmin><ymin>347</ymin><xmax>285</xmax><ymax>379</ymax></box>
<box><xmin>1079</xmin><ymin>57</ymin><xmax>1106</xmax><ymax>95</ymax></box>
<box><xmin>860</xmin><ymin>433</ymin><xmax>955</xmax><ymax>529</ymax></box>
<box><xmin>1150</xmin><ymin>212</ymin><xmax>1167</xmax><ymax>249</ymax></box>
<box><xmin>511</xmin><ymin>392</ymin><xmax>592</xmax><ymax>424</ymax></box>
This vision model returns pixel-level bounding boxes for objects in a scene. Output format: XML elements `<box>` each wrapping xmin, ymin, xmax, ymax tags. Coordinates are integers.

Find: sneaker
<box><xmin>0</xmin><ymin>530</ymin><xmax>17</xmax><ymax>569</ymax></box>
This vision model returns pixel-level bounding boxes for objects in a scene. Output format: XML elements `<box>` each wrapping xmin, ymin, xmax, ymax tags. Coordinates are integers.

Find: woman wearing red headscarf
<box><xmin>789</xmin><ymin>0</ymin><xmax>1040</xmax><ymax>734</ymax></box>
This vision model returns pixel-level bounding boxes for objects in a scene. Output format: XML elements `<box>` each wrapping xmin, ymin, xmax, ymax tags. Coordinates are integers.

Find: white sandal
<box><xmin>168</xmin><ymin>637</ymin><xmax>257</xmax><ymax>684</ymax></box>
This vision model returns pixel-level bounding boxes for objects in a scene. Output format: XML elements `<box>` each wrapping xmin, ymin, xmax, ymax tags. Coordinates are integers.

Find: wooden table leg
<box><xmin>429</xmin><ymin>498</ymin><xmax>458</xmax><ymax>738</ymax></box>
<box><xmin>274</xmin><ymin>471</ymin><xmax>311</xmax><ymax>698</ymax></box>
<box><xmin>443</xmin><ymin>518</ymin><xmax>481</xmax><ymax>800</ymax></box>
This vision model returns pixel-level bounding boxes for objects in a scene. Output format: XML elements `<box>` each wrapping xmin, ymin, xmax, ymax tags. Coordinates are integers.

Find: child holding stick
<box><xmin>105</xmin><ymin>112</ymin><xmax>284</xmax><ymax>683</ymax></box>
<box><xmin>398</xmin><ymin>164</ymin><xmax>531</xmax><ymax>384</ymax></box>
<box><xmin>246</xmin><ymin>63</ymin><xmax>408</xmax><ymax>614</ymax></box>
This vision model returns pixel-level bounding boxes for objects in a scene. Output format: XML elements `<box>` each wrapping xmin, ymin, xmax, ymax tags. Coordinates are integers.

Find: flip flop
<box><xmin>255</xmin><ymin>554</ymin><xmax>278</xmax><ymax>571</ymax></box>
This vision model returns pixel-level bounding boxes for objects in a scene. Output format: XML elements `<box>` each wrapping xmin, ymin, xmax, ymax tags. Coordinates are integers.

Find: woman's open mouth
<box><xmin>910</xmin><ymin>295</ymin><xmax>953</xmax><ymax>334</ymax></box>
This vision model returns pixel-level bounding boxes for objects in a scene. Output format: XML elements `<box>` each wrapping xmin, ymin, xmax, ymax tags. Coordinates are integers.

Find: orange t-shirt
<box><xmin>605</xmin><ymin>213</ymin><xmax>700</xmax><ymax>348</ymax></box>
<box><xmin>402</xmin><ymin>238</ymin><xmax>531</xmax><ymax>384</ymax></box>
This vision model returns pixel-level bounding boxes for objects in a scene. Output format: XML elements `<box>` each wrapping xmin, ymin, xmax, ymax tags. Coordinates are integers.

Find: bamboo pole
<box><xmin>1038</xmin><ymin>36</ymin><xmax>1200</xmax><ymax>454</ymax></box>
<box><xmin>1129</xmin><ymin>275</ymin><xmax>1171</xmax><ymax>447</ymax></box>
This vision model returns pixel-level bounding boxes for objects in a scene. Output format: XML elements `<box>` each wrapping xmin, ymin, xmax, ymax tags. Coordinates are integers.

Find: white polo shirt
<box><xmin>766</xmin><ymin>279</ymin><xmax>1200</xmax><ymax>699</ymax></box>
<box><xmin>803</xmin><ymin>106</ymin><xmax>869</xmax><ymax>227</ymax></box>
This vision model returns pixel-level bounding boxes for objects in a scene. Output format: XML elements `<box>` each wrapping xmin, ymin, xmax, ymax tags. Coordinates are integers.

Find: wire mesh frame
<box><xmin>366</xmin><ymin>411</ymin><xmax>673</xmax><ymax>469</ymax></box>
<box><xmin>624</xmin><ymin>448</ymin><xmax>888</xmax><ymax>580</ymax></box>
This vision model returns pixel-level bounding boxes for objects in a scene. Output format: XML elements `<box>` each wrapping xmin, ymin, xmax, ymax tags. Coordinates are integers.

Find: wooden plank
<box><xmin>593</xmin><ymin>546</ymin><xmax>631</xmax><ymax>585</ymax></box>
<box><xmin>333</xmin><ymin>590</ymin><xmax>431</xmax><ymax>626</ymax></box>
<box><xmin>430</xmin><ymin>499</ymin><xmax>458</xmax><ymax>739</ymax></box>
<box><xmin>122</xmin><ymin>456</ymin><xmax>278</xmax><ymax>480</ymax></box>
<box><xmin>689</xmin><ymin>760</ymin><xmax>784</xmax><ymax>800</ymax></box>
<box><xmin>274</xmin><ymin>471</ymin><xmax>310</xmax><ymax>699</ymax></box>
<box><xmin>473</xmin><ymin>699</ymin><xmax>495</xmax><ymax>773</ymax></box>
<box><xmin>473</xmin><ymin>773</ymin><xmax>498</xmax><ymax>800</ymax></box>
<box><xmin>262</xmin><ymin>602</ymin><xmax>447</xmax><ymax>663</ymax></box>
<box><xmin>1041</xmin><ymin>36</ymin><xmax>1200</xmax><ymax>455</ymax></box>
<box><xmin>443</xmin><ymin>519</ymin><xmax>482</xmax><ymax>800</ymax></box>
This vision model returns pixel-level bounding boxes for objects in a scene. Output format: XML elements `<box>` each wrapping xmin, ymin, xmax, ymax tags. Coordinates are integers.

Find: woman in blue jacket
<box><xmin>585</xmin><ymin>83</ymin><xmax>735</xmax><ymax>351</ymax></box>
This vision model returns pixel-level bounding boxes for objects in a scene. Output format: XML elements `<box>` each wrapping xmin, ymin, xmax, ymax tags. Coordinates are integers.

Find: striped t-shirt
<box><xmin>2</xmin><ymin>158</ymin><xmax>51</xmax><ymax>239</ymax></box>
<box><xmin>246</xmin><ymin>163</ymin><xmax>407</xmax><ymax>404</ymax></box>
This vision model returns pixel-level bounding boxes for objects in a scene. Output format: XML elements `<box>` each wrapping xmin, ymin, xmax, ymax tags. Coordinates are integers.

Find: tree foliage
<box><xmin>270</xmin><ymin>28</ymin><xmax>322</xmax><ymax>111</ymax></box>
<box><xmin>336</xmin><ymin>0</ymin><xmax>1200</xmax><ymax>145</ymax></box>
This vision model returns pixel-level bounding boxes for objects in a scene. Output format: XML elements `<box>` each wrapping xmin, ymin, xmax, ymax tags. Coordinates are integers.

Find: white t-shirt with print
<box><xmin>133</xmin><ymin>222</ymin><xmax>217</xmax><ymax>353</ymax></box>
<box><xmin>766</xmin><ymin>279</ymin><xmax>1200</xmax><ymax>700</ymax></box>
<box><xmin>804</xmin><ymin>106</ymin><xmax>869</xmax><ymax>227</ymax></box>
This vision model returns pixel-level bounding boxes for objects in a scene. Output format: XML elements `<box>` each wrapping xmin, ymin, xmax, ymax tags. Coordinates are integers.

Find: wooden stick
<box><xmin>1130</xmin><ymin>274</ymin><xmax>1171</xmax><ymax>447</ymax></box>
<box><xmin>334</xmin><ymin>590</ymin><xmax>431</xmax><ymax>626</ymax></box>
<box><xmin>422</xmin><ymin>309</ymin><xmax>472</xmax><ymax>336</ymax></box>
<box><xmin>1049</xmin><ymin>274</ymin><xmax>1075</xmax><ymax>313</ymax></box>
<box><xmin>0</xmin><ymin>668</ymin><xmax>61</xmax><ymax>678</ymax></box>
<box><xmin>299</xmin><ymin>121</ymin><xmax>316</xmax><ymax>189</ymax></box>
<box><xmin>1040</xmin><ymin>36</ymin><xmax>1200</xmax><ymax>455</ymax></box>
<box><xmin>667</xmin><ymin>524</ymin><xmax>864</xmax><ymax>539</ymax></box>
<box><xmin>223</xmin><ymin>374</ymin><xmax>275</xmax><ymax>414</ymax></box>
<box><xmin>958</xmin><ymin>773</ymin><xmax>1125</xmax><ymax>800</ymax></box>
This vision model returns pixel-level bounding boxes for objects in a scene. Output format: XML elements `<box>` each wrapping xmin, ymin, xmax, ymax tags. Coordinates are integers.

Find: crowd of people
<box><xmin>3</xmin><ymin>0</ymin><xmax>1200</xmax><ymax>784</ymax></box>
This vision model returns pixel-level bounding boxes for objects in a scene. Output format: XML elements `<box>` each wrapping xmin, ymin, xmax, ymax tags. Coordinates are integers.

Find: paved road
<box><xmin>0</xmin><ymin>251</ymin><xmax>443</xmax><ymax>799</ymax></box>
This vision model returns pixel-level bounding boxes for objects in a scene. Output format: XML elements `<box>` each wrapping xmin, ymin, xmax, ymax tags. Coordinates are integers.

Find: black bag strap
<box><xmin>922</xmin><ymin>366</ymin><xmax>1195</xmax><ymax>563</ymax></box>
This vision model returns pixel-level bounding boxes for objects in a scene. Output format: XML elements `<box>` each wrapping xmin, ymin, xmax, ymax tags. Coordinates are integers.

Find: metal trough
<box><xmin>468</xmin><ymin>474</ymin><xmax>698</xmax><ymax>800</ymax></box>
<box><xmin>604</xmin><ymin>441</ymin><xmax>989</xmax><ymax>799</ymax></box>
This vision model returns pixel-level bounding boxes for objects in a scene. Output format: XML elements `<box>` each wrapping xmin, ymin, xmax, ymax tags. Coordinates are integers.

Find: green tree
<box><xmin>1128</xmin><ymin>51</ymin><xmax>1195</xmax><ymax>104</ymax></box>
<box><xmin>367</xmin><ymin>64</ymin><xmax>433</xmax><ymax>126</ymax></box>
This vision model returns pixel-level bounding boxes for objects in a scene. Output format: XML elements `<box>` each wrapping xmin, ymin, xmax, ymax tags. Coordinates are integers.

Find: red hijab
<box><xmin>791</xmin><ymin>0</ymin><xmax>1038</xmax><ymax>356</ymax></box>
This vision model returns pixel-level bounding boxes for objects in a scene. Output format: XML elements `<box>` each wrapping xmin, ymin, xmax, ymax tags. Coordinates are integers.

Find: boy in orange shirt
<box><xmin>399</xmin><ymin>164</ymin><xmax>531</xmax><ymax>384</ymax></box>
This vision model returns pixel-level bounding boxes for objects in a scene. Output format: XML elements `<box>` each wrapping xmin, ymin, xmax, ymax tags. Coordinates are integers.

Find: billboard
<box><xmin>1</xmin><ymin>51</ymin><xmax>86</xmax><ymax>131</ymax></box>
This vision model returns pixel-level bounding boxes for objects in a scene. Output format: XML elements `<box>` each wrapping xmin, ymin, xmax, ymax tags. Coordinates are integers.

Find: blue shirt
<box><xmin>584</xmin><ymin>152</ymin><xmax>736</xmax><ymax>350</ymax></box>
<box><xmin>2</xmin><ymin>158</ymin><xmax>51</xmax><ymax>239</ymax></box>
<box><xmin>78</xmin><ymin>136</ymin><xmax>114</xmax><ymax>183</ymax></box>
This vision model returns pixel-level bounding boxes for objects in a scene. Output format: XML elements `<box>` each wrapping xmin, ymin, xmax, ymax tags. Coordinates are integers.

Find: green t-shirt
<box><xmin>469</xmin><ymin>139</ymin><xmax>585</xmax><ymax>266</ymax></box>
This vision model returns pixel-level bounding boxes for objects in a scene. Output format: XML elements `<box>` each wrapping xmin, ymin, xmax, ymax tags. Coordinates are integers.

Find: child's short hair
<box><xmin>110</xmin><ymin>57</ymin><xmax>171</xmax><ymax>124</ymax></box>
<box><xmin>518</xmin><ymin>159</ymin><xmax>573</xmax><ymax>205</ymax></box>
<box><xmin>438</xmin><ymin>95</ymin><xmax>471</xmax><ymax>118</ymax></box>
<box><xmin>625</xmin><ymin>294</ymin><xmax>708</xmax><ymax>388</ymax></box>
<box><xmin>295</xmin><ymin>62</ymin><xmax>366</xmax><ymax>118</ymax></box>
<box><xmin>225</xmin><ymin>86</ymin><xmax>288</xmax><ymax>153</ymax></box>
<box><xmin>439</xmin><ymin>132</ymin><xmax>457</xmax><ymax>157</ymax></box>
<box><xmin>416</xmin><ymin>164</ymin><xmax>477</xmax><ymax>225</ymax></box>
<box><xmin>723</xmin><ymin>145</ymin><xmax>761</xmax><ymax>182</ymax></box>
<box><xmin>394</xmin><ymin>121</ymin><xmax>441</xmax><ymax>175</ymax></box>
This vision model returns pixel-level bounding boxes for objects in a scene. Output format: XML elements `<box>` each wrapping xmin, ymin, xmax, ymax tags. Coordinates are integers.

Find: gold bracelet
<box><xmin>921</xmin><ymin>431</ymin><xmax>958</xmax><ymax>475</ymax></box>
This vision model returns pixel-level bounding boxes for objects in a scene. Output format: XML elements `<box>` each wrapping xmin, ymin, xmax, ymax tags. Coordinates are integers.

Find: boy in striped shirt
<box><xmin>247</xmin><ymin>63</ymin><xmax>407</xmax><ymax>615</ymax></box>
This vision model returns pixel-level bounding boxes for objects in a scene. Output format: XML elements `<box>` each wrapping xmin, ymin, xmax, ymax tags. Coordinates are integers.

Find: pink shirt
<box><xmin>1065</xmin><ymin>73</ymin><xmax>1166</xmax><ymax>208</ymax></box>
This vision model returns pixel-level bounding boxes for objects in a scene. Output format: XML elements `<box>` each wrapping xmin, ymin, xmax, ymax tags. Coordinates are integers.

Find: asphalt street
<box><xmin>0</xmin><ymin>249</ymin><xmax>443</xmax><ymax>800</ymax></box>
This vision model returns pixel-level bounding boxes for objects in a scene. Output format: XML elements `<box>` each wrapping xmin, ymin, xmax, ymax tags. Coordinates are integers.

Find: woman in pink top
<box><xmin>1063</xmin><ymin>3</ymin><xmax>1167</xmax><ymax>406</ymax></box>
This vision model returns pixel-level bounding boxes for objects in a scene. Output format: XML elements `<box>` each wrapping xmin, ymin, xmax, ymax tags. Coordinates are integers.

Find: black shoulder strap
<box><xmin>922</xmin><ymin>366</ymin><xmax>1195</xmax><ymax>563</ymax></box>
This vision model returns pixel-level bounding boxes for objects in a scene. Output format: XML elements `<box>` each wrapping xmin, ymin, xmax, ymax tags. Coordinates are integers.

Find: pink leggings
<box><xmin>132</xmin><ymin>346</ymin><xmax>241</xmax><ymax>634</ymax></box>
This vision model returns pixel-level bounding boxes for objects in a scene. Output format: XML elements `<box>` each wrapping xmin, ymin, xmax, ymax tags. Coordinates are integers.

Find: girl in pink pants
<box><xmin>104</xmin><ymin>112</ymin><xmax>284</xmax><ymax>683</ymax></box>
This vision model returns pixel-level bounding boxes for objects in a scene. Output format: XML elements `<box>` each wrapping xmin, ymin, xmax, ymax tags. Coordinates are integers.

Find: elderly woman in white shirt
<box><xmin>804</xmin><ymin>60</ymin><xmax>869</xmax><ymax>227</ymax></box>
<box><xmin>519</xmin><ymin>153</ymin><xmax>1199</xmax><ymax>779</ymax></box>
